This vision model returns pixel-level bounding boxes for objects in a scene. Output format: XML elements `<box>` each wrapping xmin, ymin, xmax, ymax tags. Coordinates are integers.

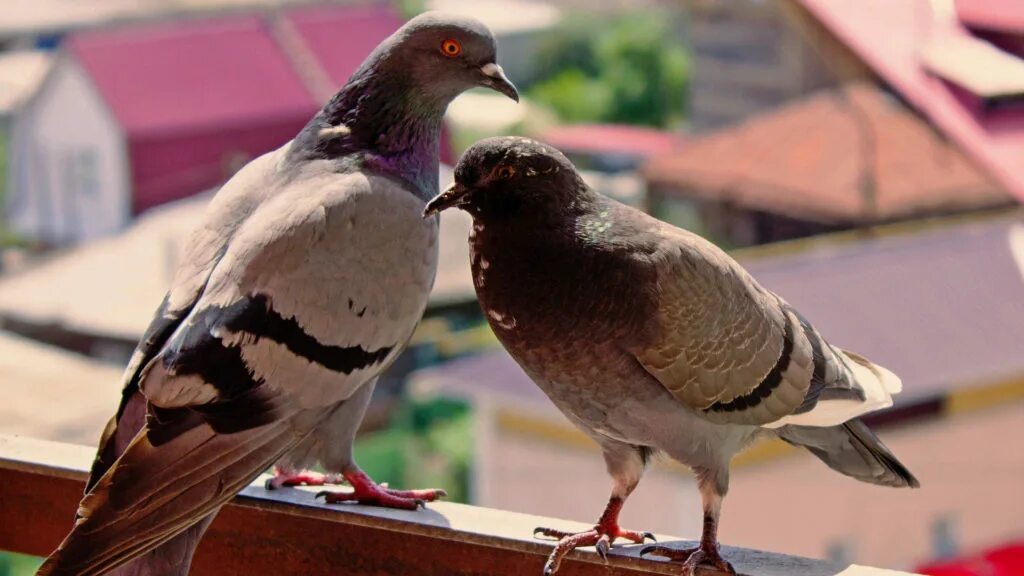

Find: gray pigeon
<box><xmin>39</xmin><ymin>13</ymin><xmax>517</xmax><ymax>576</ymax></box>
<box><xmin>424</xmin><ymin>137</ymin><xmax>918</xmax><ymax>576</ymax></box>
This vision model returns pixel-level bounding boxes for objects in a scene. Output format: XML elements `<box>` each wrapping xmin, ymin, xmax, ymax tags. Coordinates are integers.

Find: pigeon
<box><xmin>39</xmin><ymin>13</ymin><xmax>518</xmax><ymax>576</ymax></box>
<box><xmin>424</xmin><ymin>137</ymin><xmax>918</xmax><ymax>576</ymax></box>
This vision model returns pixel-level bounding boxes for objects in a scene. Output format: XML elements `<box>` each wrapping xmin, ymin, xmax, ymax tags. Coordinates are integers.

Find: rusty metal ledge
<box><xmin>0</xmin><ymin>434</ymin><xmax>914</xmax><ymax>576</ymax></box>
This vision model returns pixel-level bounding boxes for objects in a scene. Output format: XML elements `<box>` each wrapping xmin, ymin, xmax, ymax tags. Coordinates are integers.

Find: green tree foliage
<box><xmin>527</xmin><ymin>13</ymin><xmax>689</xmax><ymax>128</ymax></box>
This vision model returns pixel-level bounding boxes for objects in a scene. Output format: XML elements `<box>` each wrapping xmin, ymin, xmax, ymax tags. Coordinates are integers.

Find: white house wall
<box><xmin>8</xmin><ymin>56</ymin><xmax>128</xmax><ymax>244</ymax></box>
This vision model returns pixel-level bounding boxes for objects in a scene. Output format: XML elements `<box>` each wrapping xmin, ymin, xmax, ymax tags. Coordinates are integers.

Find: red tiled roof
<box><xmin>538</xmin><ymin>124</ymin><xmax>684</xmax><ymax>159</ymax></box>
<box><xmin>69</xmin><ymin>16</ymin><xmax>318</xmax><ymax>138</ymax></box>
<box><xmin>794</xmin><ymin>0</ymin><xmax>1024</xmax><ymax>203</ymax></box>
<box><xmin>643</xmin><ymin>84</ymin><xmax>1008</xmax><ymax>223</ymax></box>
<box><xmin>955</xmin><ymin>0</ymin><xmax>1024</xmax><ymax>34</ymax></box>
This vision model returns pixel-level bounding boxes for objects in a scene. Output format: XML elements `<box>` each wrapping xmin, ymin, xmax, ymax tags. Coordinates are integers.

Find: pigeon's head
<box><xmin>424</xmin><ymin>137</ymin><xmax>586</xmax><ymax>220</ymax></box>
<box><xmin>372</xmin><ymin>12</ymin><xmax>518</xmax><ymax>103</ymax></box>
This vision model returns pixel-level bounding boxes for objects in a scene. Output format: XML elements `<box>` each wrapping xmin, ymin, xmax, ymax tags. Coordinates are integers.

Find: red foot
<box><xmin>315</xmin><ymin>469</ymin><xmax>446</xmax><ymax>510</ymax></box>
<box><xmin>534</xmin><ymin>497</ymin><xmax>654</xmax><ymax>575</ymax></box>
<box><xmin>264</xmin><ymin>467</ymin><xmax>344</xmax><ymax>490</ymax></box>
<box><xmin>640</xmin><ymin>544</ymin><xmax>736</xmax><ymax>575</ymax></box>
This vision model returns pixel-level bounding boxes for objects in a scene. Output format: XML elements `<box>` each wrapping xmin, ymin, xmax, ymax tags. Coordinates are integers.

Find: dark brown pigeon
<box><xmin>38</xmin><ymin>14</ymin><xmax>517</xmax><ymax>576</ymax></box>
<box><xmin>424</xmin><ymin>137</ymin><xmax>918</xmax><ymax>575</ymax></box>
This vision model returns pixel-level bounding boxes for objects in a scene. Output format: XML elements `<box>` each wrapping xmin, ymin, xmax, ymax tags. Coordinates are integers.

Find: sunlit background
<box><xmin>1</xmin><ymin>0</ymin><xmax>1022</xmax><ymax>574</ymax></box>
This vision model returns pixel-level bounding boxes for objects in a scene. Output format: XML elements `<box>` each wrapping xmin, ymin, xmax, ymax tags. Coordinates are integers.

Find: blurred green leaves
<box><xmin>354</xmin><ymin>397</ymin><xmax>473</xmax><ymax>503</ymax></box>
<box><xmin>0</xmin><ymin>551</ymin><xmax>43</xmax><ymax>576</ymax></box>
<box><xmin>527</xmin><ymin>12</ymin><xmax>689</xmax><ymax>128</ymax></box>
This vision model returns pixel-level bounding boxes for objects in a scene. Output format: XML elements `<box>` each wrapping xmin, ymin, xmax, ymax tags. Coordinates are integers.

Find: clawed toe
<box><xmin>533</xmin><ymin>526</ymin><xmax>573</xmax><ymax>540</ymax></box>
<box><xmin>640</xmin><ymin>544</ymin><xmax>693</xmax><ymax>561</ymax></box>
<box><xmin>595</xmin><ymin>535</ymin><xmax>611</xmax><ymax>561</ymax></box>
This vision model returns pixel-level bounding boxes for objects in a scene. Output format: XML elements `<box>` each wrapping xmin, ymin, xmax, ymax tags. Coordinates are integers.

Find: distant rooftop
<box><xmin>0</xmin><ymin>330</ymin><xmax>121</xmax><ymax>446</ymax></box>
<box><xmin>69</xmin><ymin>15</ymin><xmax>318</xmax><ymax>137</ymax></box>
<box><xmin>0</xmin><ymin>0</ymin><xmax>339</xmax><ymax>38</ymax></box>
<box><xmin>0</xmin><ymin>51</ymin><xmax>52</xmax><ymax>115</ymax></box>
<box><xmin>61</xmin><ymin>4</ymin><xmax>408</xmax><ymax>212</ymax></box>
<box><xmin>644</xmin><ymin>83</ymin><xmax>1009</xmax><ymax>223</ymax></box>
<box><xmin>955</xmin><ymin>0</ymin><xmax>1024</xmax><ymax>34</ymax></box>
<box><xmin>793</xmin><ymin>0</ymin><xmax>1024</xmax><ymax>203</ymax></box>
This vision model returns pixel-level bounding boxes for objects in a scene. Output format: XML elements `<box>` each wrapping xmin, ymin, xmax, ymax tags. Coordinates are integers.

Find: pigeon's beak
<box><xmin>423</xmin><ymin>183</ymin><xmax>469</xmax><ymax>218</ymax></box>
<box><xmin>478</xmin><ymin>63</ymin><xmax>519</xmax><ymax>102</ymax></box>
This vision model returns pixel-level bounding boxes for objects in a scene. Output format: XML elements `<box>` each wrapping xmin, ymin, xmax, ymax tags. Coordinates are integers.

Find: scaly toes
<box><xmin>682</xmin><ymin>549</ymin><xmax>736</xmax><ymax>575</ymax></box>
<box><xmin>618</xmin><ymin>529</ymin><xmax>657</xmax><ymax>544</ymax></box>
<box><xmin>381</xmin><ymin>487</ymin><xmax>447</xmax><ymax>501</ymax></box>
<box><xmin>542</xmin><ymin>530</ymin><xmax>601</xmax><ymax>575</ymax></box>
<box><xmin>315</xmin><ymin>489</ymin><xmax>424</xmax><ymax>510</ymax></box>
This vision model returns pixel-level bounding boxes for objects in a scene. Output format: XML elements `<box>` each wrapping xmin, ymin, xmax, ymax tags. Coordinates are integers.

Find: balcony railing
<box><xmin>0</xmin><ymin>434</ymin><xmax>916</xmax><ymax>575</ymax></box>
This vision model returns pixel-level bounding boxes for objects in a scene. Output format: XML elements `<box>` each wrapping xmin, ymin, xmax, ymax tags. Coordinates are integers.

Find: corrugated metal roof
<box><xmin>644</xmin><ymin>83</ymin><xmax>1008</xmax><ymax>223</ymax></box>
<box><xmin>413</xmin><ymin>214</ymin><xmax>1024</xmax><ymax>403</ymax></box>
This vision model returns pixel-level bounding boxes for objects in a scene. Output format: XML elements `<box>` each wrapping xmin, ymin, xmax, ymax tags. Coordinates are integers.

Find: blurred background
<box><xmin>0</xmin><ymin>0</ymin><xmax>1022</xmax><ymax>574</ymax></box>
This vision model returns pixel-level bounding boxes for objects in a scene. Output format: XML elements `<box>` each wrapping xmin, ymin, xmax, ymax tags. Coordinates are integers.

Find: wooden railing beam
<box><xmin>0</xmin><ymin>435</ymin><xmax>914</xmax><ymax>576</ymax></box>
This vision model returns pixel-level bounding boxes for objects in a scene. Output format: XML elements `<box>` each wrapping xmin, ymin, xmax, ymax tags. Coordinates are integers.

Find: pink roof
<box><xmin>956</xmin><ymin>0</ymin><xmax>1024</xmax><ymax>33</ymax></box>
<box><xmin>797</xmin><ymin>0</ymin><xmax>1024</xmax><ymax>203</ymax></box>
<box><xmin>70</xmin><ymin>15</ymin><xmax>320</xmax><ymax>213</ymax></box>
<box><xmin>70</xmin><ymin>16</ymin><xmax>318</xmax><ymax>138</ymax></box>
<box><xmin>65</xmin><ymin>7</ymin><xmax>456</xmax><ymax>213</ymax></box>
<box><xmin>539</xmin><ymin>124</ymin><xmax>684</xmax><ymax>159</ymax></box>
<box><xmin>285</xmin><ymin>4</ymin><xmax>404</xmax><ymax>89</ymax></box>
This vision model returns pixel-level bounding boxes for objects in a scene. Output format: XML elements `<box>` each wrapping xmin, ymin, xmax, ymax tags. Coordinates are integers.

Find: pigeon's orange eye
<box><xmin>496</xmin><ymin>166</ymin><xmax>515</xmax><ymax>179</ymax></box>
<box><xmin>441</xmin><ymin>39</ymin><xmax>462</xmax><ymax>57</ymax></box>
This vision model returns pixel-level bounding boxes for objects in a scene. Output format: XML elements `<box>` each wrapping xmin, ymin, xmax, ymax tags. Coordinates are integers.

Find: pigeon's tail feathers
<box><xmin>778</xmin><ymin>419</ymin><xmax>919</xmax><ymax>488</ymax></box>
<box><xmin>765</xmin><ymin>349</ymin><xmax>901</xmax><ymax>429</ymax></box>
<box><xmin>37</xmin><ymin>412</ymin><xmax>305</xmax><ymax>576</ymax></box>
<box><xmin>101</xmin><ymin>516</ymin><xmax>215</xmax><ymax>576</ymax></box>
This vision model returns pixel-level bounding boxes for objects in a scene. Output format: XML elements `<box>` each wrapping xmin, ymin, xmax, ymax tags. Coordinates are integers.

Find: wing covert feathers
<box><xmin>634</xmin><ymin>227</ymin><xmax>903</xmax><ymax>427</ymax></box>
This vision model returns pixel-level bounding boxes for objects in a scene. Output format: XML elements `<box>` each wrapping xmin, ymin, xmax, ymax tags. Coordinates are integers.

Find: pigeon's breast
<box><xmin>470</xmin><ymin>226</ymin><xmax>656</xmax><ymax>358</ymax></box>
<box><xmin>249</xmin><ymin>171</ymin><xmax>439</xmax><ymax>407</ymax></box>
